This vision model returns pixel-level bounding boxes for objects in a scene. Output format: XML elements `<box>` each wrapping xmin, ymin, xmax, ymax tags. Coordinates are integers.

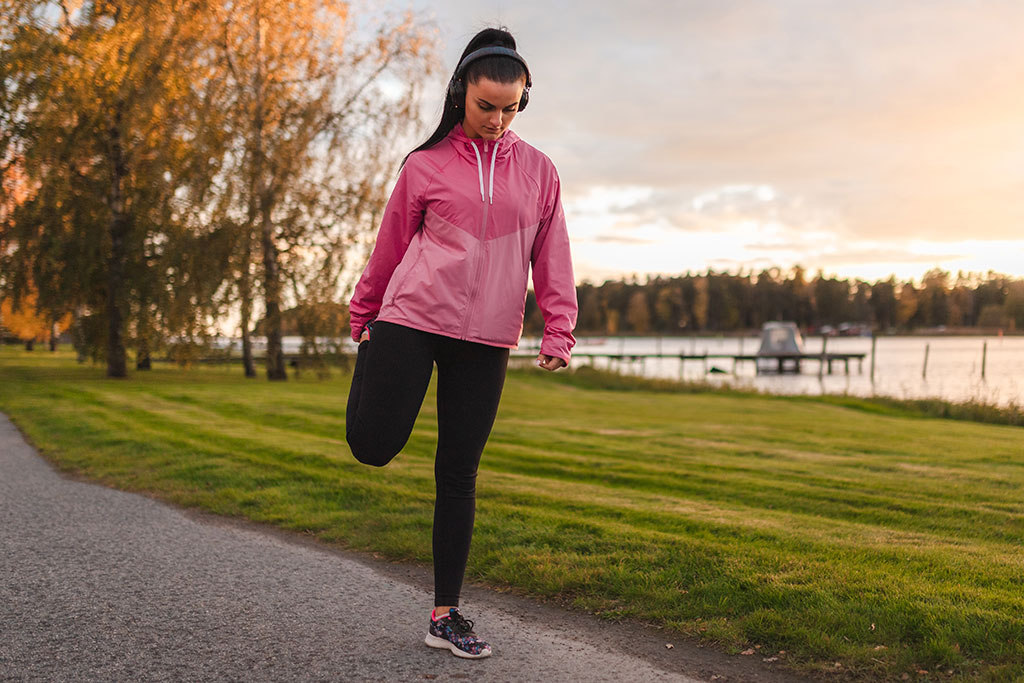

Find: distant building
<box><xmin>757</xmin><ymin>322</ymin><xmax>804</xmax><ymax>355</ymax></box>
<box><xmin>757</xmin><ymin>322</ymin><xmax>805</xmax><ymax>373</ymax></box>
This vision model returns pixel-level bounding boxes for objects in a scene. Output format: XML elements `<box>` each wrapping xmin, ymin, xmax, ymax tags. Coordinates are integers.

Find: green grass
<box><xmin>2</xmin><ymin>346</ymin><xmax>1023</xmax><ymax>681</ymax></box>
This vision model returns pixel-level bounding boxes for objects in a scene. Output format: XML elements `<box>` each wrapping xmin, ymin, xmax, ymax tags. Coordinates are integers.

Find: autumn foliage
<box><xmin>1</xmin><ymin>0</ymin><xmax>437</xmax><ymax>377</ymax></box>
<box><xmin>1</xmin><ymin>288</ymin><xmax>72</xmax><ymax>349</ymax></box>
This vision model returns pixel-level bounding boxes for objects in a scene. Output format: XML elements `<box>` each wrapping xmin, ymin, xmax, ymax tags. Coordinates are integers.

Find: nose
<box><xmin>489</xmin><ymin>110</ymin><xmax>502</xmax><ymax>127</ymax></box>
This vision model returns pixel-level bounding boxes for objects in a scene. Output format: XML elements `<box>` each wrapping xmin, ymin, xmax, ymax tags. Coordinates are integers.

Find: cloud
<box><xmin>592</xmin><ymin>234</ymin><xmax>657</xmax><ymax>245</ymax></box>
<box><xmin>401</xmin><ymin>0</ymin><xmax>1024</xmax><ymax>276</ymax></box>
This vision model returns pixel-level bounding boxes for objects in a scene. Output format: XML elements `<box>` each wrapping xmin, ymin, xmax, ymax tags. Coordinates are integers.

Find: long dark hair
<box><xmin>403</xmin><ymin>27</ymin><xmax>528</xmax><ymax>165</ymax></box>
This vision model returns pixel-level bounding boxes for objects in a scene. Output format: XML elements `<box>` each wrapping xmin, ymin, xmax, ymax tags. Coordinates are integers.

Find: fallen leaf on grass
<box><xmin>665</xmin><ymin>644</ymin><xmax>674</xmax><ymax>649</ymax></box>
<box><xmin>763</xmin><ymin>656</ymin><xmax>779</xmax><ymax>662</ymax></box>
<box><xmin>874</xmin><ymin>645</ymin><xmax>888</xmax><ymax>650</ymax></box>
<box><xmin>740</xmin><ymin>648</ymin><xmax>755</xmax><ymax>655</ymax></box>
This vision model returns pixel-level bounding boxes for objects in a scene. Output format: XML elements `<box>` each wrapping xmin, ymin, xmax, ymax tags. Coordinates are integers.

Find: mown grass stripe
<box><xmin>3</xmin><ymin>347</ymin><xmax>1024</xmax><ymax>680</ymax></box>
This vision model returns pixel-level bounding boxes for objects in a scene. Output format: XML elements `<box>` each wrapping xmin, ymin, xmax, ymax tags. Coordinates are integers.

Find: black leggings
<box><xmin>345</xmin><ymin>321</ymin><xmax>509</xmax><ymax>606</ymax></box>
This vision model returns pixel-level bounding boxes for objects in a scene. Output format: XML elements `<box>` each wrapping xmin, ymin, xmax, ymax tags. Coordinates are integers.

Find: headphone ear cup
<box><xmin>519</xmin><ymin>87</ymin><xmax>529</xmax><ymax>112</ymax></box>
<box><xmin>448</xmin><ymin>78</ymin><xmax>465</xmax><ymax>109</ymax></box>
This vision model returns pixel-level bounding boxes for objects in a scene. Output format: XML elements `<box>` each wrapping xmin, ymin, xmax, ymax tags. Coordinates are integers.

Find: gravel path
<box><xmin>0</xmin><ymin>412</ymin><xmax>805</xmax><ymax>682</ymax></box>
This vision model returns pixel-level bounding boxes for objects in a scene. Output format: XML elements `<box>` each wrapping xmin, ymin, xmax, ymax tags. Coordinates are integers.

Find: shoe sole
<box><xmin>424</xmin><ymin>633</ymin><xmax>492</xmax><ymax>659</ymax></box>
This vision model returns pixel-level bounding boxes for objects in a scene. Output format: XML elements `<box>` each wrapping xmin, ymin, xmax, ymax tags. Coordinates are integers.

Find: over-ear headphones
<box><xmin>446</xmin><ymin>46</ymin><xmax>532</xmax><ymax>112</ymax></box>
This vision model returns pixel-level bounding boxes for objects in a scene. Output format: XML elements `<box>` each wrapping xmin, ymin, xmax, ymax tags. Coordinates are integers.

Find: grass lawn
<box><xmin>1</xmin><ymin>346</ymin><xmax>1022</xmax><ymax>681</ymax></box>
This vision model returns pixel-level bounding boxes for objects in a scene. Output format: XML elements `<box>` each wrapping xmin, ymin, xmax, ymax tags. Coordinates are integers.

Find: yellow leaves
<box><xmin>0</xmin><ymin>290</ymin><xmax>70</xmax><ymax>341</ymax></box>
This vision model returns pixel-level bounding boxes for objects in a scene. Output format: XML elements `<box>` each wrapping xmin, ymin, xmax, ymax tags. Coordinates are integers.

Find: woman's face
<box><xmin>461</xmin><ymin>76</ymin><xmax>525</xmax><ymax>140</ymax></box>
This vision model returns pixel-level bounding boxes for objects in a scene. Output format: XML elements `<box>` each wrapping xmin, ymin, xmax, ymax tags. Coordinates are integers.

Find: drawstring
<box><xmin>470</xmin><ymin>142</ymin><xmax>486</xmax><ymax>202</ymax></box>
<box><xmin>488</xmin><ymin>142</ymin><xmax>497</xmax><ymax>205</ymax></box>
<box><xmin>470</xmin><ymin>139</ymin><xmax>500</xmax><ymax>204</ymax></box>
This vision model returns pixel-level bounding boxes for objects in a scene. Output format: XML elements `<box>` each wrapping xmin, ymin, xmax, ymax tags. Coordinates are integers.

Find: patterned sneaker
<box><xmin>424</xmin><ymin>607</ymin><xmax>492</xmax><ymax>659</ymax></box>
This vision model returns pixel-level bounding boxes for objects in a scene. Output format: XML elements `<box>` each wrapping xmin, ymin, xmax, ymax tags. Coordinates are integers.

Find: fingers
<box><xmin>536</xmin><ymin>354</ymin><xmax>566</xmax><ymax>371</ymax></box>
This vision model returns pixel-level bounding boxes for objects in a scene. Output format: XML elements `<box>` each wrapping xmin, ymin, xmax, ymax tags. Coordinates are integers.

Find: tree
<box><xmin>0</xmin><ymin>286</ymin><xmax>70</xmax><ymax>350</ymax></box>
<box><xmin>870</xmin><ymin>277</ymin><xmax>897</xmax><ymax>331</ymax></box>
<box><xmin>210</xmin><ymin>0</ymin><xmax>436</xmax><ymax>380</ymax></box>
<box><xmin>1004</xmin><ymin>281</ymin><xmax>1024</xmax><ymax>331</ymax></box>
<box><xmin>919</xmin><ymin>268</ymin><xmax>950</xmax><ymax>328</ymax></box>
<box><xmin>626</xmin><ymin>289</ymin><xmax>650</xmax><ymax>333</ymax></box>
<box><xmin>896</xmin><ymin>282</ymin><xmax>920</xmax><ymax>329</ymax></box>
<box><xmin>2</xmin><ymin>0</ymin><xmax>220</xmax><ymax>376</ymax></box>
<box><xmin>3</xmin><ymin>1</ymin><xmax>436</xmax><ymax>379</ymax></box>
<box><xmin>813</xmin><ymin>271</ymin><xmax>851</xmax><ymax>326</ymax></box>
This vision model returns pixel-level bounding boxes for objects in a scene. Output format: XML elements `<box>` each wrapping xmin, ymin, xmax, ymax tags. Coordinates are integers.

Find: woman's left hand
<box><xmin>536</xmin><ymin>354</ymin><xmax>566</xmax><ymax>371</ymax></box>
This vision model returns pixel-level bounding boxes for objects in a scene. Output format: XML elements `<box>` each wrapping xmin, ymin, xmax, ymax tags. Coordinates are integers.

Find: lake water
<box><xmin>521</xmin><ymin>334</ymin><xmax>1024</xmax><ymax>408</ymax></box>
<box><xmin>229</xmin><ymin>333</ymin><xmax>1023</xmax><ymax>407</ymax></box>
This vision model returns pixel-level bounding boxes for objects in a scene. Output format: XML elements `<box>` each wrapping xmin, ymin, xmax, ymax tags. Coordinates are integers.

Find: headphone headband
<box><xmin>453</xmin><ymin>46</ymin><xmax>532</xmax><ymax>88</ymax></box>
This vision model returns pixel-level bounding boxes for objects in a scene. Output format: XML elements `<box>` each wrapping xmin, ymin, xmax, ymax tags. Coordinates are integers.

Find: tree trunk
<box><xmin>49</xmin><ymin>320</ymin><xmax>58</xmax><ymax>351</ymax></box>
<box><xmin>260</xmin><ymin>200</ymin><xmax>286</xmax><ymax>381</ymax></box>
<box><xmin>25</xmin><ymin>338</ymin><xmax>35</xmax><ymax>351</ymax></box>
<box><xmin>72</xmin><ymin>306</ymin><xmax>87</xmax><ymax>363</ymax></box>
<box><xmin>136</xmin><ymin>338</ymin><xmax>151</xmax><ymax>370</ymax></box>
<box><xmin>105</xmin><ymin>101</ymin><xmax>129</xmax><ymax>378</ymax></box>
<box><xmin>136</xmin><ymin>301</ymin><xmax>152</xmax><ymax>370</ymax></box>
<box><xmin>239</xmin><ymin>224</ymin><xmax>257</xmax><ymax>378</ymax></box>
<box><xmin>252</xmin><ymin>5</ymin><xmax>285</xmax><ymax>381</ymax></box>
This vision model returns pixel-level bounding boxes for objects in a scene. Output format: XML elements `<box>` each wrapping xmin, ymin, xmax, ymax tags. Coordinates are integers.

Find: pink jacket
<box><xmin>349</xmin><ymin>125</ymin><xmax>577</xmax><ymax>362</ymax></box>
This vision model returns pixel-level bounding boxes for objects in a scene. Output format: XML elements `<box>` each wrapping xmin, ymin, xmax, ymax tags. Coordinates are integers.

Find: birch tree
<box><xmin>1</xmin><ymin>0</ymin><xmax>220</xmax><ymax>376</ymax></box>
<box><xmin>209</xmin><ymin>0</ymin><xmax>436</xmax><ymax>379</ymax></box>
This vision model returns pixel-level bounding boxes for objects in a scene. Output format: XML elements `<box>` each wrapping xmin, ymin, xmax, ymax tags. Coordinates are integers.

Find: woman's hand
<box><xmin>536</xmin><ymin>354</ymin><xmax>566</xmax><ymax>371</ymax></box>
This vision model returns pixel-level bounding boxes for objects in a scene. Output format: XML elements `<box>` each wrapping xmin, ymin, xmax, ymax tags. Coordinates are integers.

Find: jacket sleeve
<box><xmin>530</xmin><ymin>169</ymin><xmax>578</xmax><ymax>364</ymax></box>
<box><xmin>349</xmin><ymin>161</ymin><xmax>427</xmax><ymax>341</ymax></box>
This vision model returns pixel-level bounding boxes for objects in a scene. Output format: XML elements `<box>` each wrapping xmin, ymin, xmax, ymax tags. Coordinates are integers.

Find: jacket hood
<box><xmin>446</xmin><ymin>124</ymin><xmax>523</xmax><ymax>205</ymax></box>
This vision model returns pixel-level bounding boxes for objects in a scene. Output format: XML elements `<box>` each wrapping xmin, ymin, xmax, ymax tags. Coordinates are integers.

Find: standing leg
<box><xmin>431</xmin><ymin>338</ymin><xmax>509</xmax><ymax>607</ymax></box>
<box><xmin>346</xmin><ymin>321</ymin><xmax>436</xmax><ymax>467</ymax></box>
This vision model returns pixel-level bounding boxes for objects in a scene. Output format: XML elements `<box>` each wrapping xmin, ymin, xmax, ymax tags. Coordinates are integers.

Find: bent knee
<box><xmin>346</xmin><ymin>431</ymin><xmax>401</xmax><ymax>467</ymax></box>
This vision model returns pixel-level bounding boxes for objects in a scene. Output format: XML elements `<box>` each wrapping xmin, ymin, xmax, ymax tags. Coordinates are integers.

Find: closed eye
<box><xmin>476</xmin><ymin>99</ymin><xmax>518</xmax><ymax>113</ymax></box>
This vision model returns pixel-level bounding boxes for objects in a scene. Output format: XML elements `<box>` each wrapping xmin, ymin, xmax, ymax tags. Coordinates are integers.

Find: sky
<box><xmin>381</xmin><ymin>0</ymin><xmax>1024</xmax><ymax>284</ymax></box>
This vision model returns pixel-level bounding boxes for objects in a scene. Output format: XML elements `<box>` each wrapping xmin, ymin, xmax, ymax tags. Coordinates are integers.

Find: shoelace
<box><xmin>447</xmin><ymin>610</ymin><xmax>475</xmax><ymax>635</ymax></box>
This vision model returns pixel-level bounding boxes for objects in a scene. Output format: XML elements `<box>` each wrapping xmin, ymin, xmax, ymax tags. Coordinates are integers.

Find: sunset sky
<box><xmin>386</xmin><ymin>0</ymin><xmax>1024</xmax><ymax>284</ymax></box>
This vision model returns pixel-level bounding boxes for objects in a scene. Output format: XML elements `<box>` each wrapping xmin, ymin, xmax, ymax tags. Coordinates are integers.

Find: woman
<box><xmin>346</xmin><ymin>27</ymin><xmax>577</xmax><ymax>659</ymax></box>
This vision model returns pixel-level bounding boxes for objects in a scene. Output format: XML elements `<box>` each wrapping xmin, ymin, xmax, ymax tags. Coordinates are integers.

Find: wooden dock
<box><xmin>511</xmin><ymin>350</ymin><xmax>868</xmax><ymax>375</ymax></box>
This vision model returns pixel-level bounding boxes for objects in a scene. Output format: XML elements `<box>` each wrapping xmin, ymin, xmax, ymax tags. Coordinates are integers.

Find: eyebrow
<box><xmin>476</xmin><ymin>98</ymin><xmax>519</xmax><ymax>109</ymax></box>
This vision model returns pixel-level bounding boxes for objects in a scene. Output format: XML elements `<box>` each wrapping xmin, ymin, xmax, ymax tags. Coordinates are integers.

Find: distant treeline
<box><xmin>525</xmin><ymin>267</ymin><xmax>1024</xmax><ymax>336</ymax></box>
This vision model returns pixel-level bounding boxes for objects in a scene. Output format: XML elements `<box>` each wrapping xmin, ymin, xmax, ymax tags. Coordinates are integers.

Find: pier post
<box><xmin>869</xmin><ymin>334</ymin><xmax>877</xmax><ymax>382</ymax></box>
<box><xmin>819</xmin><ymin>336</ymin><xmax>828</xmax><ymax>378</ymax></box>
<box><xmin>981</xmin><ymin>341</ymin><xmax>987</xmax><ymax>380</ymax></box>
<box><xmin>922</xmin><ymin>343</ymin><xmax>930</xmax><ymax>380</ymax></box>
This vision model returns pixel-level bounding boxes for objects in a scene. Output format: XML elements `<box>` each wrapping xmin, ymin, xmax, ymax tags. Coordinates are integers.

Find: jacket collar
<box><xmin>447</xmin><ymin>124</ymin><xmax>520</xmax><ymax>162</ymax></box>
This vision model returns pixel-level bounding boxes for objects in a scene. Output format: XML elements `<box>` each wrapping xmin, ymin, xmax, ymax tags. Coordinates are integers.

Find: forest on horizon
<box><xmin>524</xmin><ymin>266</ymin><xmax>1024</xmax><ymax>337</ymax></box>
